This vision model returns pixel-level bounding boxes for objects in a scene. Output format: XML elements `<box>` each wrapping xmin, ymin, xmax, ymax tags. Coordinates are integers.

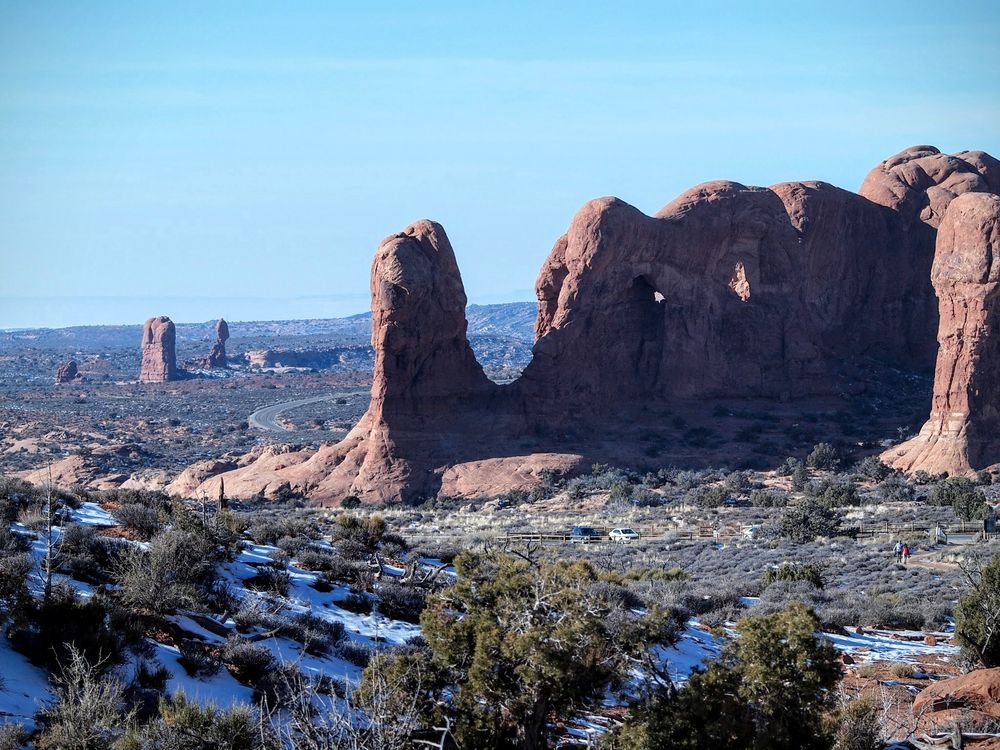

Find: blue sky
<box><xmin>1</xmin><ymin>1</ymin><xmax>998</xmax><ymax>328</ymax></box>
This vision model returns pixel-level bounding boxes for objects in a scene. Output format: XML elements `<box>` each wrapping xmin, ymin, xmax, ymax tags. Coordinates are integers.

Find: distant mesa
<box><xmin>174</xmin><ymin>145</ymin><xmax>1000</xmax><ymax>503</ymax></box>
<box><xmin>139</xmin><ymin>316</ymin><xmax>178</xmax><ymax>383</ymax></box>
<box><xmin>54</xmin><ymin>359</ymin><xmax>80</xmax><ymax>384</ymax></box>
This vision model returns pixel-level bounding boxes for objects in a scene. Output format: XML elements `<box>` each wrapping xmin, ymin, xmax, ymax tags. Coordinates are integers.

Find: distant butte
<box><xmin>175</xmin><ymin>146</ymin><xmax>1000</xmax><ymax>503</ymax></box>
<box><xmin>139</xmin><ymin>316</ymin><xmax>178</xmax><ymax>383</ymax></box>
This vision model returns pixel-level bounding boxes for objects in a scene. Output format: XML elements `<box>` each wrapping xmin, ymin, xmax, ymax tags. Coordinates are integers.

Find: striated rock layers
<box><xmin>54</xmin><ymin>360</ymin><xmax>79</xmax><ymax>384</ymax></box>
<box><xmin>139</xmin><ymin>316</ymin><xmax>178</xmax><ymax>383</ymax></box>
<box><xmin>883</xmin><ymin>192</ymin><xmax>1000</xmax><ymax>476</ymax></box>
<box><xmin>178</xmin><ymin>146</ymin><xmax>1000</xmax><ymax>503</ymax></box>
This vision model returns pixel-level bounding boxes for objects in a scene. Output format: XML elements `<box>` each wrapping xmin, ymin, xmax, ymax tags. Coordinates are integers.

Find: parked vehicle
<box><xmin>570</xmin><ymin>526</ymin><xmax>601</xmax><ymax>543</ymax></box>
<box><xmin>609</xmin><ymin>528</ymin><xmax>640</xmax><ymax>544</ymax></box>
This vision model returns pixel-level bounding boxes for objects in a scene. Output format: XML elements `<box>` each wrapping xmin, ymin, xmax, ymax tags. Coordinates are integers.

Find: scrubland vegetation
<box><xmin>1</xmin><ymin>456</ymin><xmax>999</xmax><ymax>749</ymax></box>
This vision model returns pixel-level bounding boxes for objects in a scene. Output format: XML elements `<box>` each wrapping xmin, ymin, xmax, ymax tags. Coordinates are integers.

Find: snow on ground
<box><xmin>0</xmin><ymin>635</ymin><xmax>49</xmax><ymax>732</ymax></box>
<box><xmin>148</xmin><ymin>642</ymin><xmax>255</xmax><ymax>708</ymax></box>
<box><xmin>69</xmin><ymin>502</ymin><xmax>116</xmax><ymax>527</ymax></box>
<box><xmin>655</xmin><ymin>622</ymin><xmax>725</xmax><ymax>684</ymax></box>
<box><xmin>823</xmin><ymin>627</ymin><xmax>960</xmax><ymax>664</ymax></box>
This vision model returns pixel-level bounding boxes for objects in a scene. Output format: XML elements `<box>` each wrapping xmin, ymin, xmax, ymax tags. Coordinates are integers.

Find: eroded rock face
<box><xmin>139</xmin><ymin>316</ymin><xmax>178</xmax><ymax>383</ymax></box>
<box><xmin>206</xmin><ymin>318</ymin><xmax>229</xmax><ymax>368</ymax></box>
<box><xmin>884</xmin><ymin>192</ymin><xmax>1000</xmax><ymax>476</ymax></box>
<box><xmin>176</xmin><ymin>146</ymin><xmax>999</xmax><ymax>503</ymax></box>
<box><xmin>297</xmin><ymin>220</ymin><xmax>500</xmax><ymax>501</ymax></box>
<box><xmin>54</xmin><ymin>360</ymin><xmax>79</xmax><ymax>384</ymax></box>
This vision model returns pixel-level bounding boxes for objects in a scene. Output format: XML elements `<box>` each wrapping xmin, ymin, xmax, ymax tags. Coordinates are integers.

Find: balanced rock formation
<box><xmin>884</xmin><ymin>192</ymin><xmax>1000</xmax><ymax>476</ymax></box>
<box><xmin>205</xmin><ymin>318</ymin><xmax>229</xmax><ymax>368</ymax></box>
<box><xmin>175</xmin><ymin>146</ymin><xmax>1000</xmax><ymax>503</ymax></box>
<box><xmin>139</xmin><ymin>316</ymin><xmax>178</xmax><ymax>383</ymax></box>
<box><xmin>54</xmin><ymin>360</ymin><xmax>79</xmax><ymax>384</ymax></box>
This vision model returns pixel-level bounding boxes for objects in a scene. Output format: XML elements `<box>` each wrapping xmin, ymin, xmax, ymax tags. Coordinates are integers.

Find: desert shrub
<box><xmin>376</xmin><ymin>581</ymin><xmax>427</xmax><ymax>624</ymax></box>
<box><xmin>0</xmin><ymin>724</ymin><xmax>26</xmax><ymax>750</ymax></box>
<box><xmin>341</xmin><ymin>495</ymin><xmax>362</xmax><ymax>509</ymax></box>
<box><xmin>807</xmin><ymin>442</ymin><xmax>840</xmax><ymax>470</ymax></box>
<box><xmin>930</xmin><ymin>477</ymin><xmax>987</xmax><ymax>520</ymax></box>
<box><xmin>878</xmin><ymin>474</ymin><xmax>914</xmax><ymax>502</ymax></box>
<box><xmin>285</xmin><ymin>612</ymin><xmax>345</xmax><ymax>656</ymax></box>
<box><xmin>275</xmin><ymin>534</ymin><xmax>311</xmax><ymax>556</ymax></box>
<box><xmin>687</xmin><ymin>484</ymin><xmax>730</xmax><ymax>508</ymax></box>
<box><xmin>889</xmin><ymin>662</ymin><xmax>915</xmax><ymax>678</ymax></box>
<box><xmin>833</xmin><ymin>697</ymin><xmax>883</xmax><ymax>750</ymax></box>
<box><xmin>955</xmin><ymin>551</ymin><xmax>1000</xmax><ymax>667</ymax></box>
<box><xmin>333</xmin><ymin>514</ymin><xmax>385</xmax><ymax>550</ymax></box>
<box><xmin>816</xmin><ymin>481</ymin><xmax>860</xmax><ymax>507</ymax></box>
<box><xmin>221</xmin><ymin>637</ymin><xmax>276</xmax><ymax>685</ymax></box>
<box><xmin>19</xmin><ymin>585</ymin><xmax>135</xmax><ymax>670</ymax></box>
<box><xmin>750</xmin><ymin>489</ymin><xmax>788</xmax><ymax>507</ymax></box>
<box><xmin>724</xmin><ymin>471</ymin><xmax>754</xmax><ymax>494</ymax></box>
<box><xmin>177</xmin><ymin>639</ymin><xmax>221</xmax><ymax>678</ymax></box>
<box><xmin>337</xmin><ymin>591</ymin><xmax>373</xmax><ymax>615</ymax></box>
<box><xmin>608</xmin><ymin>481</ymin><xmax>635</xmax><ymax>506</ymax></box>
<box><xmin>762</xmin><ymin>562</ymin><xmax>825</xmax><ymax>589</ymax></box>
<box><xmin>136</xmin><ymin>690</ymin><xmax>273</xmax><ymax>750</ymax></box>
<box><xmin>337</xmin><ymin>638</ymin><xmax>372</xmax><ymax>668</ymax></box>
<box><xmin>791</xmin><ymin>461</ymin><xmax>810</xmax><ymax>490</ymax></box>
<box><xmin>854</xmin><ymin>456</ymin><xmax>893</xmax><ymax>482</ymax></box>
<box><xmin>244</xmin><ymin>515</ymin><xmax>312</xmax><ymax>546</ymax></box>
<box><xmin>36</xmin><ymin>646</ymin><xmax>135</xmax><ymax>750</ymax></box>
<box><xmin>245</xmin><ymin>564</ymin><xmax>291</xmax><ymax>598</ymax></box>
<box><xmin>58</xmin><ymin>523</ymin><xmax>122</xmax><ymax>583</ymax></box>
<box><xmin>0</xmin><ymin>549</ymin><xmax>32</xmax><ymax>626</ymax></box>
<box><xmin>115</xmin><ymin>528</ymin><xmax>218</xmax><ymax>614</ymax></box>
<box><xmin>781</xmin><ymin>498</ymin><xmax>839</xmax><ymax>542</ymax></box>
<box><xmin>114</xmin><ymin>503</ymin><xmax>162</xmax><ymax>539</ymax></box>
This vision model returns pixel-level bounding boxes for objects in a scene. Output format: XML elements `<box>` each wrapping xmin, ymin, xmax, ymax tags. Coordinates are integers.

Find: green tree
<box><xmin>807</xmin><ymin>443</ymin><xmax>840</xmax><ymax>471</ymax></box>
<box><xmin>955</xmin><ymin>551</ymin><xmax>1000</xmax><ymax>667</ymax></box>
<box><xmin>781</xmin><ymin>498</ymin><xmax>839</xmax><ymax>542</ymax></box>
<box><xmin>418</xmin><ymin>551</ymin><xmax>669</xmax><ymax>750</ymax></box>
<box><xmin>930</xmin><ymin>477</ymin><xmax>987</xmax><ymax>521</ymax></box>
<box><xmin>611</xmin><ymin>603</ymin><xmax>840</xmax><ymax>750</ymax></box>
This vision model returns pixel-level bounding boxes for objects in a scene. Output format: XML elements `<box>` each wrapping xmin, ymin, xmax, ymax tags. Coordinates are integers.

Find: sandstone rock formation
<box><xmin>175</xmin><ymin>146</ymin><xmax>1000</xmax><ymax>503</ymax></box>
<box><xmin>205</xmin><ymin>318</ymin><xmax>229</xmax><ymax>368</ymax></box>
<box><xmin>54</xmin><ymin>360</ymin><xmax>79</xmax><ymax>384</ymax></box>
<box><xmin>912</xmin><ymin>667</ymin><xmax>1000</xmax><ymax>722</ymax></box>
<box><xmin>883</xmin><ymin>192</ymin><xmax>1000</xmax><ymax>476</ymax></box>
<box><xmin>139</xmin><ymin>316</ymin><xmax>178</xmax><ymax>383</ymax></box>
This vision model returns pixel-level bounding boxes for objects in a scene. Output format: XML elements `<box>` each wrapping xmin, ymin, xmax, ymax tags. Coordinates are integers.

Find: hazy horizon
<box><xmin>2</xmin><ymin>2</ymin><xmax>999</xmax><ymax>330</ymax></box>
<box><xmin>0</xmin><ymin>289</ymin><xmax>537</xmax><ymax>330</ymax></box>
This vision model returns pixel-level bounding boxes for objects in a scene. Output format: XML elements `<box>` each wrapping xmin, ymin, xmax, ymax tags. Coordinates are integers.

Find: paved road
<box><xmin>248</xmin><ymin>392</ymin><xmax>363</xmax><ymax>432</ymax></box>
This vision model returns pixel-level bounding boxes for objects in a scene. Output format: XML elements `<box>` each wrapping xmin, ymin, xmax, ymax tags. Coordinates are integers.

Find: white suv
<box><xmin>609</xmin><ymin>528</ymin><xmax>640</xmax><ymax>544</ymax></box>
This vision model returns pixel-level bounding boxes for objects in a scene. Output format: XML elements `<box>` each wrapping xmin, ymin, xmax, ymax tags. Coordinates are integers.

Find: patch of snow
<box><xmin>823</xmin><ymin>628</ymin><xmax>959</xmax><ymax>664</ymax></box>
<box><xmin>0</xmin><ymin>636</ymin><xmax>50</xmax><ymax>732</ymax></box>
<box><xmin>70</xmin><ymin>502</ymin><xmax>116</xmax><ymax>527</ymax></box>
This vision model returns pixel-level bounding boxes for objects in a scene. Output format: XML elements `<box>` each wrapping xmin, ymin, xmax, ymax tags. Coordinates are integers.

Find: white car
<box><xmin>609</xmin><ymin>528</ymin><xmax>640</xmax><ymax>544</ymax></box>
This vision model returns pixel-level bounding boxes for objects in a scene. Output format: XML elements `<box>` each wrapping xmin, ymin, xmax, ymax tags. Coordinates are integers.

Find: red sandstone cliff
<box><xmin>883</xmin><ymin>192</ymin><xmax>1000</xmax><ymax>476</ymax></box>
<box><xmin>174</xmin><ymin>146</ymin><xmax>1000</xmax><ymax>502</ymax></box>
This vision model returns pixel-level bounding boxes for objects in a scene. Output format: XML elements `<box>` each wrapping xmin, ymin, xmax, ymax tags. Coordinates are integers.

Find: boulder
<box><xmin>912</xmin><ymin>667</ymin><xmax>1000</xmax><ymax>721</ymax></box>
<box><xmin>884</xmin><ymin>193</ymin><xmax>1000</xmax><ymax>476</ymax></box>
<box><xmin>139</xmin><ymin>316</ymin><xmax>178</xmax><ymax>383</ymax></box>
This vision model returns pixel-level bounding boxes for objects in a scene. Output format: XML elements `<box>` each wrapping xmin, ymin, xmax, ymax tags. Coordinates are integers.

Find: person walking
<box><xmin>901</xmin><ymin>542</ymin><xmax>910</xmax><ymax>565</ymax></box>
<box><xmin>893</xmin><ymin>540</ymin><xmax>903</xmax><ymax>564</ymax></box>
